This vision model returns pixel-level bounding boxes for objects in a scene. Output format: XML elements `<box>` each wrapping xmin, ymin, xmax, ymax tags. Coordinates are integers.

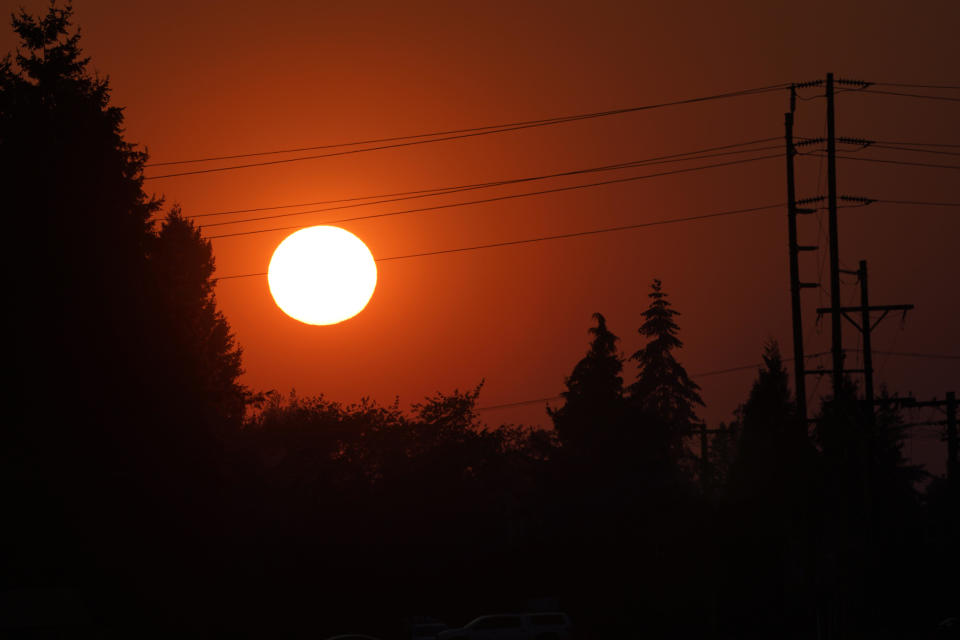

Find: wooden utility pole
<box><xmin>857</xmin><ymin>261</ymin><xmax>875</xmax><ymax>418</ymax></box>
<box><xmin>784</xmin><ymin>82</ymin><xmax>821</xmax><ymax>423</ymax></box>
<box><xmin>947</xmin><ymin>391</ymin><xmax>958</xmax><ymax>482</ymax></box>
<box><xmin>825</xmin><ymin>73</ymin><xmax>844</xmax><ymax>399</ymax></box>
<box><xmin>816</xmin><ymin>262</ymin><xmax>912</xmax><ymax>419</ymax></box>
<box><xmin>881</xmin><ymin>393</ymin><xmax>958</xmax><ymax>482</ymax></box>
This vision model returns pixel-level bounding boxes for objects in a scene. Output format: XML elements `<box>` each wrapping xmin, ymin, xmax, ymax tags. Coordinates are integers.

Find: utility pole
<box><xmin>947</xmin><ymin>391</ymin><xmax>958</xmax><ymax>482</ymax></box>
<box><xmin>700</xmin><ymin>422</ymin><xmax>711</xmax><ymax>495</ymax></box>
<box><xmin>881</xmin><ymin>393</ymin><xmax>957</xmax><ymax>482</ymax></box>
<box><xmin>857</xmin><ymin>261</ymin><xmax>875</xmax><ymax>418</ymax></box>
<box><xmin>816</xmin><ymin>263</ymin><xmax>912</xmax><ymax>418</ymax></box>
<box><xmin>817</xmin><ymin>260</ymin><xmax>912</xmax><ymax>536</ymax></box>
<box><xmin>825</xmin><ymin>73</ymin><xmax>843</xmax><ymax>399</ymax></box>
<box><xmin>784</xmin><ymin>81</ymin><xmax>822</xmax><ymax>423</ymax></box>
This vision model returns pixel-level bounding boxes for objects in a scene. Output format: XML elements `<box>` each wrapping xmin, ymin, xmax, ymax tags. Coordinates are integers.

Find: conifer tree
<box><xmin>727</xmin><ymin>341</ymin><xmax>796</xmax><ymax>499</ymax></box>
<box><xmin>549</xmin><ymin>312</ymin><xmax>625</xmax><ymax>451</ymax></box>
<box><xmin>150</xmin><ymin>208</ymin><xmax>250</xmax><ymax>433</ymax></box>
<box><xmin>627</xmin><ymin>279</ymin><xmax>704</xmax><ymax>460</ymax></box>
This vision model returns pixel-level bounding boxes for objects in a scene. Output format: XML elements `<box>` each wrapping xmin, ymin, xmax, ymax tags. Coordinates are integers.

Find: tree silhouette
<box><xmin>150</xmin><ymin>208</ymin><xmax>250</xmax><ymax>434</ymax></box>
<box><xmin>2</xmin><ymin>4</ymin><xmax>160</xmax><ymax>434</ymax></box>
<box><xmin>548</xmin><ymin>312</ymin><xmax>625</xmax><ymax>453</ymax></box>
<box><xmin>627</xmin><ymin>279</ymin><xmax>703</xmax><ymax>464</ymax></box>
<box><xmin>727</xmin><ymin>341</ymin><xmax>799</xmax><ymax>500</ymax></box>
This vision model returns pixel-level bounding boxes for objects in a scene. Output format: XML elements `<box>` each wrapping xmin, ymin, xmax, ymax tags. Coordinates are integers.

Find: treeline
<box><xmin>2</xmin><ymin>6</ymin><xmax>957</xmax><ymax>638</ymax></box>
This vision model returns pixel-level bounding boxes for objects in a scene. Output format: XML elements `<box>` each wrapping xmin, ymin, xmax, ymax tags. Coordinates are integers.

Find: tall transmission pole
<box><xmin>784</xmin><ymin>89</ymin><xmax>819</xmax><ymax>424</ymax></box>
<box><xmin>825</xmin><ymin>73</ymin><xmax>843</xmax><ymax>399</ymax></box>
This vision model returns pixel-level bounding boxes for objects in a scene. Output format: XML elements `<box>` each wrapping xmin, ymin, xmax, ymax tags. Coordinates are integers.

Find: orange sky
<box><xmin>4</xmin><ymin>1</ymin><xmax>957</xmax><ymax>469</ymax></box>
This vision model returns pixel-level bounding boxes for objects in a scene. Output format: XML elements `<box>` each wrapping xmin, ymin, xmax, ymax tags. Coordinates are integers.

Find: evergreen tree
<box><xmin>627</xmin><ymin>279</ymin><xmax>703</xmax><ymax>461</ymax></box>
<box><xmin>727</xmin><ymin>341</ymin><xmax>798</xmax><ymax>500</ymax></box>
<box><xmin>150</xmin><ymin>207</ymin><xmax>250</xmax><ymax>434</ymax></box>
<box><xmin>1</xmin><ymin>5</ymin><xmax>253</xmax><ymax>596</ymax></box>
<box><xmin>548</xmin><ymin>312</ymin><xmax>625</xmax><ymax>452</ymax></box>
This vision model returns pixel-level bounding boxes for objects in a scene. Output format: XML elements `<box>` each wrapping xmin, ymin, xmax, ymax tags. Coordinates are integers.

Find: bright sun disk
<box><xmin>267</xmin><ymin>226</ymin><xmax>377</xmax><ymax>325</ymax></box>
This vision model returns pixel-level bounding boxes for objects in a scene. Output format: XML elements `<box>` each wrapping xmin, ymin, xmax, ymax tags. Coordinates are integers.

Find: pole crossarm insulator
<box><xmin>797</xmin><ymin>195</ymin><xmax>826</xmax><ymax>205</ymax></box>
<box><xmin>840</xmin><ymin>195</ymin><xmax>876</xmax><ymax>205</ymax></box>
<box><xmin>795</xmin><ymin>79</ymin><xmax>825</xmax><ymax>88</ymax></box>
<box><xmin>838</xmin><ymin>137</ymin><xmax>874</xmax><ymax>147</ymax></box>
<box><xmin>797</xmin><ymin>137</ymin><xmax>827</xmax><ymax>147</ymax></box>
<box><xmin>837</xmin><ymin>78</ymin><xmax>873</xmax><ymax>88</ymax></box>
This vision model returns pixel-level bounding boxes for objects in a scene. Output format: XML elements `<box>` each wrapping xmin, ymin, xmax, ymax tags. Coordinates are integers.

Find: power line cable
<box><xmin>859</xmin><ymin>89</ymin><xmax>960</xmax><ymax>102</ymax></box>
<box><xmin>477</xmin><ymin>351</ymin><xmax>834</xmax><ymax>411</ymax></box>
<box><xmin>200</xmin><ymin>148</ymin><xmax>783</xmax><ymax>230</ymax></box>
<box><xmin>212</xmin><ymin>201</ymin><xmax>785</xmax><ymax>280</ymax></box>
<box><xmin>831</xmin><ymin>155</ymin><xmax>960</xmax><ymax>170</ymax></box>
<box><xmin>143</xmin><ymin>83</ymin><xmax>790</xmax><ymax>175</ymax></box>
<box><xmin>874</xmin><ymin>199</ymin><xmax>960</xmax><ymax>207</ymax></box>
<box><xmin>204</xmin><ymin>153</ymin><xmax>784</xmax><ymax>239</ymax></box>
<box><xmin>186</xmin><ymin>137</ymin><xmax>780</xmax><ymax>220</ymax></box>
<box><xmin>871</xmin><ymin>144</ymin><xmax>960</xmax><ymax>157</ymax></box>
<box><xmin>872</xmin><ymin>139</ymin><xmax>960</xmax><ymax>148</ymax></box>
<box><xmin>475</xmin><ymin>350</ymin><xmax>955</xmax><ymax>412</ymax></box>
<box><xmin>872</xmin><ymin>82</ymin><xmax>960</xmax><ymax>90</ymax></box>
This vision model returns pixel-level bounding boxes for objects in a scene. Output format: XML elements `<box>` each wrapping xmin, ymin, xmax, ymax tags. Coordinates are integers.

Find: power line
<box><xmin>874</xmin><ymin>199</ymin><xmax>960</xmax><ymax>207</ymax></box>
<box><xmin>870</xmin><ymin>350</ymin><xmax>960</xmax><ymax>361</ymax></box>
<box><xmin>143</xmin><ymin>84</ymin><xmax>790</xmax><ymax>180</ymax></box>
<box><xmin>212</xmin><ymin>201</ymin><xmax>785</xmax><ymax>281</ymax></box>
<box><xmin>872</xmin><ymin>82</ymin><xmax>960</xmax><ymax>90</ymax></box>
<box><xmin>872</xmin><ymin>139</ymin><xmax>960</xmax><ymax>148</ymax></box>
<box><xmin>832</xmin><ymin>155</ymin><xmax>960</xmax><ymax>170</ymax></box>
<box><xmin>871</xmin><ymin>144</ymin><xmax>960</xmax><ymax>157</ymax></box>
<box><xmin>860</xmin><ymin>89</ymin><xmax>960</xmax><ymax>102</ymax></box>
<box><xmin>186</xmin><ymin>137</ymin><xmax>780</xmax><ymax>220</ymax></box>
<box><xmin>208</xmin><ymin>196</ymin><xmax>952</xmax><ymax>279</ymax></box>
<box><xmin>477</xmin><ymin>352</ymin><xmax>834</xmax><ymax>412</ymax></box>
<box><xmin>475</xmin><ymin>350</ymin><xmax>956</xmax><ymax>412</ymax></box>
<box><xmin>204</xmin><ymin>153</ymin><xmax>784</xmax><ymax>239</ymax></box>
<box><xmin>200</xmin><ymin>148</ymin><xmax>783</xmax><ymax>230</ymax></box>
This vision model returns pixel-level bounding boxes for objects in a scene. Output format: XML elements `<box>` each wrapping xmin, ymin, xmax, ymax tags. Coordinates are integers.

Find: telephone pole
<box><xmin>880</xmin><ymin>392</ymin><xmax>958</xmax><ymax>482</ymax></box>
<box><xmin>948</xmin><ymin>392</ymin><xmax>958</xmax><ymax>482</ymax></box>
<box><xmin>816</xmin><ymin>261</ymin><xmax>913</xmax><ymax>422</ymax></box>
<box><xmin>825</xmin><ymin>73</ymin><xmax>843</xmax><ymax>398</ymax></box>
<box><xmin>784</xmin><ymin>83</ymin><xmax>821</xmax><ymax>423</ymax></box>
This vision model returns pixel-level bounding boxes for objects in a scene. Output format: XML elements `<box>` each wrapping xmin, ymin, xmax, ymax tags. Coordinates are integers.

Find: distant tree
<box><xmin>727</xmin><ymin>341</ymin><xmax>798</xmax><ymax>500</ymax></box>
<box><xmin>812</xmin><ymin>381</ymin><xmax>927</xmax><ymax>632</ymax></box>
<box><xmin>627</xmin><ymin>279</ymin><xmax>703</xmax><ymax>464</ymax></box>
<box><xmin>548</xmin><ymin>312</ymin><xmax>625</xmax><ymax>453</ymax></box>
<box><xmin>708</xmin><ymin>421</ymin><xmax>740</xmax><ymax>491</ymax></box>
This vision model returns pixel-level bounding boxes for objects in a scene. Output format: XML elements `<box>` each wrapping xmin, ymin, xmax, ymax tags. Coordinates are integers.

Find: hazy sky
<box><xmin>4</xmin><ymin>1</ymin><xmax>957</xmax><ymax>469</ymax></box>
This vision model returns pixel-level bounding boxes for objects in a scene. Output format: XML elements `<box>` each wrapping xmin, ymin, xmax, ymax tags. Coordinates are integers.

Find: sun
<box><xmin>267</xmin><ymin>226</ymin><xmax>377</xmax><ymax>325</ymax></box>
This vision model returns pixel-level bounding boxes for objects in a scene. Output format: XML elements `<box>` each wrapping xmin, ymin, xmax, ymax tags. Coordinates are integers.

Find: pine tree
<box><xmin>727</xmin><ymin>341</ymin><xmax>797</xmax><ymax>500</ymax></box>
<box><xmin>548</xmin><ymin>312</ymin><xmax>625</xmax><ymax>452</ymax></box>
<box><xmin>150</xmin><ymin>208</ymin><xmax>250</xmax><ymax>433</ymax></box>
<box><xmin>2</xmin><ymin>4</ymin><xmax>160</xmax><ymax>429</ymax></box>
<box><xmin>627</xmin><ymin>279</ymin><xmax>704</xmax><ymax>460</ymax></box>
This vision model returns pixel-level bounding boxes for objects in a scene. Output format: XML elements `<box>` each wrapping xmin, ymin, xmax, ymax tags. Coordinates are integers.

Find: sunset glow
<box><xmin>267</xmin><ymin>226</ymin><xmax>377</xmax><ymax>325</ymax></box>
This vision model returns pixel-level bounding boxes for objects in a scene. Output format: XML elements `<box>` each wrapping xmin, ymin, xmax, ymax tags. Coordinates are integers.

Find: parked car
<box><xmin>437</xmin><ymin>612</ymin><xmax>572</xmax><ymax>640</ymax></box>
<box><xmin>406</xmin><ymin>616</ymin><xmax>449</xmax><ymax>640</ymax></box>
